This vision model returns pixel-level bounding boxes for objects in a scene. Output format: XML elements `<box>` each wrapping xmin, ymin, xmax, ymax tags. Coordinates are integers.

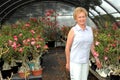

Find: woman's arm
<box><xmin>90</xmin><ymin>42</ymin><xmax>102</xmax><ymax>69</ymax></box>
<box><xmin>65</xmin><ymin>28</ymin><xmax>74</xmax><ymax>71</ymax></box>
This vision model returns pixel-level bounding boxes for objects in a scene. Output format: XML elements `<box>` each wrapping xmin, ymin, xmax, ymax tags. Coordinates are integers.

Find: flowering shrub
<box><xmin>39</xmin><ymin>9</ymin><xmax>61</xmax><ymax>41</ymax></box>
<box><xmin>0</xmin><ymin>19</ymin><xmax>48</xmax><ymax>62</ymax></box>
<box><xmin>94</xmin><ymin>25</ymin><xmax>120</xmax><ymax>66</ymax></box>
<box><xmin>60</xmin><ymin>25</ymin><xmax>71</xmax><ymax>41</ymax></box>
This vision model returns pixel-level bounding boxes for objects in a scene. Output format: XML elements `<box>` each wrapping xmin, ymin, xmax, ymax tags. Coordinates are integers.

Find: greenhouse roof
<box><xmin>0</xmin><ymin>0</ymin><xmax>120</xmax><ymax>28</ymax></box>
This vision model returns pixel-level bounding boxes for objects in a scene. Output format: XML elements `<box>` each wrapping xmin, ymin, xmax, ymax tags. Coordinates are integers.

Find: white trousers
<box><xmin>70</xmin><ymin>62</ymin><xmax>89</xmax><ymax>80</ymax></box>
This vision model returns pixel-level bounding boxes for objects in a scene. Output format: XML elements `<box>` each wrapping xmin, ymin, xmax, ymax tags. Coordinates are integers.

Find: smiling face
<box><xmin>73</xmin><ymin>7</ymin><xmax>88</xmax><ymax>27</ymax></box>
<box><xmin>75</xmin><ymin>12</ymin><xmax>87</xmax><ymax>26</ymax></box>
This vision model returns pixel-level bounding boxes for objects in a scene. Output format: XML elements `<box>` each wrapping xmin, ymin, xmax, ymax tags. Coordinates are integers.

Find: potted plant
<box><xmin>93</xmin><ymin>23</ymin><xmax>120</xmax><ymax>78</ymax></box>
<box><xmin>31</xmin><ymin>55</ymin><xmax>43</xmax><ymax>76</ymax></box>
<box><xmin>0</xmin><ymin>43</ymin><xmax>12</xmax><ymax>79</ymax></box>
<box><xmin>39</xmin><ymin>9</ymin><xmax>61</xmax><ymax>47</ymax></box>
<box><xmin>0</xmin><ymin>18</ymin><xmax>48</xmax><ymax>78</ymax></box>
<box><xmin>60</xmin><ymin>25</ymin><xmax>71</xmax><ymax>43</ymax></box>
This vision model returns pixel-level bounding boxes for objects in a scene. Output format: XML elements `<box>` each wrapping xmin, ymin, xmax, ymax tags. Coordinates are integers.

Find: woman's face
<box><xmin>75</xmin><ymin>12</ymin><xmax>87</xmax><ymax>26</ymax></box>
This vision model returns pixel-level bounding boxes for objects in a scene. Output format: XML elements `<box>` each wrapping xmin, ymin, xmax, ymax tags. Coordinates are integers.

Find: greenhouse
<box><xmin>0</xmin><ymin>0</ymin><xmax>120</xmax><ymax>80</ymax></box>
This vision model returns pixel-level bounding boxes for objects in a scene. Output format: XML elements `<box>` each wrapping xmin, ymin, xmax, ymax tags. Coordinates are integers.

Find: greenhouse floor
<box><xmin>42</xmin><ymin>47</ymin><xmax>99</xmax><ymax>80</ymax></box>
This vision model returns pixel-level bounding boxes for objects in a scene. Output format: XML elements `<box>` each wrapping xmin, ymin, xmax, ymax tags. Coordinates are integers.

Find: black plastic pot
<box><xmin>0</xmin><ymin>58</ymin><xmax>4</xmax><ymax>70</ymax></box>
<box><xmin>1</xmin><ymin>69</ymin><xmax>12</xmax><ymax>79</ymax></box>
<box><xmin>46</xmin><ymin>41</ymin><xmax>55</xmax><ymax>48</ymax></box>
<box><xmin>11</xmin><ymin>66</ymin><xmax>19</xmax><ymax>74</ymax></box>
<box><xmin>110</xmin><ymin>75</ymin><xmax>120</xmax><ymax>80</ymax></box>
<box><xmin>90</xmin><ymin>61</ymin><xmax>97</xmax><ymax>71</ymax></box>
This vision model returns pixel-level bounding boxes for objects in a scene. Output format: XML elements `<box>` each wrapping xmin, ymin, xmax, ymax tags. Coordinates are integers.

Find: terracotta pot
<box><xmin>18</xmin><ymin>72</ymin><xmax>26</xmax><ymax>78</ymax></box>
<box><xmin>18</xmin><ymin>71</ymin><xmax>30</xmax><ymax>78</ymax></box>
<box><xmin>32</xmin><ymin>68</ymin><xmax>43</xmax><ymax>76</ymax></box>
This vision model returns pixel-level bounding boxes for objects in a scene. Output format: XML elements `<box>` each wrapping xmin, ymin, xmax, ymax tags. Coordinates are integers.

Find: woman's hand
<box><xmin>66</xmin><ymin>63</ymin><xmax>70</xmax><ymax>71</ymax></box>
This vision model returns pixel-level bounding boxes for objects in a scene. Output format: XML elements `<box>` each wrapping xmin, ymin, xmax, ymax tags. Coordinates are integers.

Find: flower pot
<box><xmin>1</xmin><ymin>69</ymin><xmax>11</xmax><ymax>79</ymax></box>
<box><xmin>0</xmin><ymin>58</ymin><xmax>4</xmax><ymax>70</ymax></box>
<box><xmin>18</xmin><ymin>71</ymin><xmax>30</xmax><ymax>78</ymax></box>
<box><xmin>16</xmin><ymin>62</ymin><xmax>22</xmax><ymax>68</ymax></box>
<box><xmin>91</xmin><ymin>61</ymin><xmax>97</xmax><ymax>71</ymax></box>
<box><xmin>46</xmin><ymin>41</ymin><xmax>55</xmax><ymax>48</ymax></box>
<box><xmin>32</xmin><ymin>68</ymin><xmax>43</xmax><ymax>76</ymax></box>
<box><xmin>18</xmin><ymin>72</ymin><xmax>26</xmax><ymax>78</ymax></box>
<box><xmin>110</xmin><ymin>75</ymin><xmax>120</xmax><ymax>80</ymax></box>
<box><xmin>11</xmin><ymin>66</ymin><xmax>19</xmax><ymax>74</ymax></box>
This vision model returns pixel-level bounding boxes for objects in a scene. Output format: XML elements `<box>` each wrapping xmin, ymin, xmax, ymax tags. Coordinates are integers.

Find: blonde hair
<box><xmin>73</xmin><ymin>7</ymin><xmax>88</xmax><ymax>20</ymax></box>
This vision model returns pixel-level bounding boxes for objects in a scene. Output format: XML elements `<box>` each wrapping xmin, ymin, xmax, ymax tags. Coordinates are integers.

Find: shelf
<box><xmin>11</xmin><ymin>74</ymin><xmax>42</xmax><ymax>80</ymax></box>
<box><xmin>89</xmin><ymin>67</ymin><xmax>110</xmax><ymax>80</ymax></box>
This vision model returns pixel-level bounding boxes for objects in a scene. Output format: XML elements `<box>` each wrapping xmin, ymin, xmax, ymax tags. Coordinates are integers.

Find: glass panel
<box><xmin>89</xmin><ymin>13</ymin><xmax>94</xmax><ymax>18</ymax></box>
<box><xmin>111</xmin><ymin>13</ymin><xmax>120</xmax><ymax>18</ymax></box>
<box><xmin>94</xmin><ymin>6</ymin><xmax>106</xmax><ymax>15</ymax></box>
<box><xmin>108</xmin><ymin>0</ymin><xmax>120</xmax><ymax>11</ymax></box>
<box><xmin>6</xmin><ymin>1</ymin><xmax>75</xmax><ymax>26</ymax></box>
<box><xmin>100</xmin><ymin>1</ymin><xmax>117</xmax><ymax>14</ymax></box>
<box><xmin>56</xmin><ymin>3</ymin><xmax>75</xmax><ymax>15</ymax></box>
<box><xmin>89</xmin><ymin>9</ymin><xmax>99</xmax><ymax>16</ymax></box>
<box><xmin>57</xmin><ymin>16</ymin><xmax>75</xmax><ymax>26</ymax></box>
<box><xmin>87</xmin><ymin>18</ymin><xmax>96</xmax><ymax>27</ymax></box>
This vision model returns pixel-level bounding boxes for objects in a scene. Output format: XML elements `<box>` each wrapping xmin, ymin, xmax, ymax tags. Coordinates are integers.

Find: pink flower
<box><xmin>8</xmin><ymin>40</ymin><xmax>13</xmax><ymax>46</ymax></box>
<box><xmin>30</xmin><ymin>30</ymin><xmax>35</xmax><ymax>34</ymax></box>
<box><xmin>18</xmin><ymin>47</ymin><xmax>23</xmax><ymax>53</ymax></box>
<box><xmin>11</xmin><ymin>42</ymin><xmax>17</xmax><ymax>50</ymax></box>
<box><xmin>27</xmin><ymin>38</ymin><xmax>30</xmax><ymax>42</ymax></box>
<box><xmin>30</xmin><ymin>18</ymin><xmax>37</xmax><ymax>22</ymax></box>
<box><xmin>23</xmin><ymin>40</ymin><xmax>27</xmax><ymax>44</ymax></box>
<box><xmin>17</xmin><ymin>44</ymin><xmax>21</xmax><ymax>47</ymax></box>
<box><xmin>31</xmin><ymin>38</ymin><xmax>35</xmax><ymax>41</ymax></box>
<box><xmin>93</xmin><ymin>52</ymin><xmax>99</xmax><ymax>57</ymax></box>
<box><xmin>44</xmin><ymin>45</ymin><xmax>48</xmax><ymax>49</ymax></box>
<box><xmin>13</xmin><ymin>35</ymin><xmax>18</xmax><ymax>41</ymax></box>
<box><xmin>45</xmin><ymin>12</ymin><xmax>51</xmax><ymax>16</ymax></box>
<box><xmin>25</xmin><ymin>23</ymin><xmax>30</xmax><ymax>27</ymax></box>
<box><xmin>36</xmin><ymin>45</ymin><xmax>40</xmax><ymax>48</ymax></box>
<box><xmin>104</xmin><ymin>56</ymin><xmax>108</xmax><ymax>61</ymax></box>
<box><xmin>95</xmin><ymin>41</ymin><xmax>100</xmax><ymax>46</ymax></box>
<box><xmin>19</xmin><ymin>33</ymin><xmax>23</xmax><ymax>37</ymax></box>
<box><xmin>31</xmin><ymin>41</ymin><xmax>36</xmax><ymax>45</ymax></box>
<box><xmin>112</xmin><ymin>43</ymin><xmax>116</xmax><ymax>47</ymax></box>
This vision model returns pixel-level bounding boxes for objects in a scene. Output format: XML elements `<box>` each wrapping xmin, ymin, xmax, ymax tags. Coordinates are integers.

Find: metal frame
<box><xmin>0</xmin><ymin>0</ymin><xmax>119</xmax><ymax>28</ymax></box>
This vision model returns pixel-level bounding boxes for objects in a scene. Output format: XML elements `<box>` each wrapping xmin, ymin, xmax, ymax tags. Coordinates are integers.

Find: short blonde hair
<box><xmin>73</xmin><ymin>7</ymin><xmax>88</xmax><ymax>20</ymax></box>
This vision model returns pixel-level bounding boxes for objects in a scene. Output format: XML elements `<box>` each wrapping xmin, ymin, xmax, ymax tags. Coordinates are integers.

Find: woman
<box><xmin>65</xmin><ymin>7</ymin><xmax>102</xmax><ymax>80</ymax></box>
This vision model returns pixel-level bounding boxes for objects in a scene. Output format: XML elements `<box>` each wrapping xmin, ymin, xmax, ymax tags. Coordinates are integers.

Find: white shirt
<box><xmin>70</xmin><ymin>24</ymin><xmax>93</xmax><ymax>63</ymax></box>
